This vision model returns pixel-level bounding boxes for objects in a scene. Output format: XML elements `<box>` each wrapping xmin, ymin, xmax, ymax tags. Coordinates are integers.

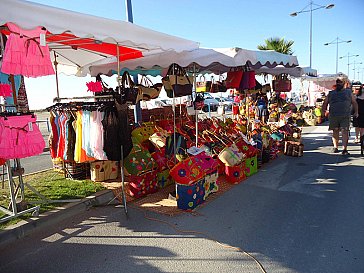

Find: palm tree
<box><xmin>257</xmin><ymin>37</ymin><xmax>294</xmax><ymax>55</ymax></box>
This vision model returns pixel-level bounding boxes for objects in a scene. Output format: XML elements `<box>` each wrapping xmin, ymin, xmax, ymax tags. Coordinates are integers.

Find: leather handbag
<box><xmin>225</xmin><ymin>69</ymin><xmax>243</xmax><ymax>89</ymax></box>
<box><xmin>272</xmin><ymin>74</ymin><xmax>292</xmax><ymax>92</ymax></box>
<box><xmin>209</xmin><ymin>77</ymin><xmax>227</xmax><ymax>93</ymax></box>
<box><xmin>138</xmin><ymin>75</ymin><xmax>162</xmax><ymax>101</ymax></box>
<box><xmin>120</xmin><ymin>71</ymin><xmax>143</xmax><ymax>104</ymax></box>
<box><xmin>162</xmin><ymin>63</ymin><xmax>193</xmax><ymax>98</ymax></box>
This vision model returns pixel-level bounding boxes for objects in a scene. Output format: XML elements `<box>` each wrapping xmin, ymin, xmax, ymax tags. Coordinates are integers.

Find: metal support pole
<box><xmin>335</xmin><ymin>38</ymin><xmax>339</xmax><ymax>74</ymax></box>
<box><xmin>309</xmin><ymin>1</ymin><xmax>313</xmax><ymax>68</ymax></box>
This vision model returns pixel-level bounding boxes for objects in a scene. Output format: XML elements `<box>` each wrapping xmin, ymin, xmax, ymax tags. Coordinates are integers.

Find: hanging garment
<box><xmin>65</xmin><ymin>113</ymin><xmax>76</xmax><ymax>161</ymax></box>
<box><xmin>74</xmin><ymin>110</ymin><xmax>95</xmax><ymax>163</ymax></box>
<box><xmin>89</xmin><ymin>110</ymin><xmax>107</xmax><ymax>160</ymax></box>
<box><xmin>1</xmin><ymin>22</ymin><xmax>55</xmax><ymax>77</ymax></box>
<box><xmin>0</xmin><ymin>114</ymin><xmax>45</xmax><ymax>159</ymax></box>
<box><xmin>16</xmin><ymin>76</ymin><xmax>29</xmax><ymax>112</ymax></box>
<box><xmin>102</xmin><ymin>102</ymin><xmax>132</xmax><ymax>161</ymax></box>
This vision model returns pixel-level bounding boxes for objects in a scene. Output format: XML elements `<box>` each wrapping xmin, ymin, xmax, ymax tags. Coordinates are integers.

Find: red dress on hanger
<box><xmin>1</xmin><ymin>22</ymin><xmax>54</xmax><ymax>77</ymax></box>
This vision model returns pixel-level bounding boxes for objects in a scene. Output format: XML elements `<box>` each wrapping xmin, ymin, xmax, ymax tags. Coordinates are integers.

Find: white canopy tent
<box><xmin>0</xmin><ymin>0</ymin><xmax>200</xmax><ymax>75</ymax></box>
<box><xmin>85</xmin><ymin>47</ymin><xmax>299</xmax><ymax>77</ymax></box>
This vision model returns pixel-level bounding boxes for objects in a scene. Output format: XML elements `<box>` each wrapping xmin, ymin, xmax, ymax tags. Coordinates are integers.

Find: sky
<box><xmin>13</xmin><ymin>0</ymin><xmax>364</xmax><ymax>109</ymax></box>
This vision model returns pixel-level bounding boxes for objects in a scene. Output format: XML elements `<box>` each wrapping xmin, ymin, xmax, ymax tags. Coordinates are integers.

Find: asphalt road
<box><xmin>1</xmin><ymin>124</ymin><xmax>363</xmax><ymax>273</ymax></box>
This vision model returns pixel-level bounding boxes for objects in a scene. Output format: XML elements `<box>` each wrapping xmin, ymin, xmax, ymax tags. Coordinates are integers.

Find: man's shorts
<box><xmin>328</xmin><ymin>116</ymin><xmax>350</xmax><ymax>130</ymax></box>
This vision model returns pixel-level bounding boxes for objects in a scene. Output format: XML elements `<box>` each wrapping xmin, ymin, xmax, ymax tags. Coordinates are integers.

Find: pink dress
<box><xmin>1</xmin><ymin>22</ymin><xmax>55</xmax><ymax>77</ymax></box>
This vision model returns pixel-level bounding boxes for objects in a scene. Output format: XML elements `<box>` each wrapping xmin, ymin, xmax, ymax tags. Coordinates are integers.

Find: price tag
<box><xmin>28</xmin><ymin>122</ymin><xmax>33</xmax><ymax>131</ymax></box>
<box><xmin>40</xmin><ymin>33</ymin><xmax>46</xmax><ymax>46</ymax></box>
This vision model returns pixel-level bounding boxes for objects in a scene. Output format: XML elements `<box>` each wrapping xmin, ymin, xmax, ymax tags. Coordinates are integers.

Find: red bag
<box><xmin>225</xmin><ymin>70</ymin><xmax>243</xmax><ymax>89</ymax></box>
<box><xmin>169</xmin><ymin>156</ymin><xmax>204</xmax><ymax>185</ymax></box>
<box><xmin>128</xmin><ymin>169</ymin><xmax>158</xmax><ymax>198</ymax></box>
<box><xmin>225</xmin><ymin>162</ymin><xmax>246</xmax><ymax>184</ymax></box>
<box><xmin>272</xmin><ymin>79</ymin><xmax>292</xmax><ymax>92</ymax></box>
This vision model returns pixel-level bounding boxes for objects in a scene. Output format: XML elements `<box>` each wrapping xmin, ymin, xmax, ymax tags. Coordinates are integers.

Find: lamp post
<box><xmin>290</xmin><ymin>1</ymin><xmax>334</xmax><ymax>68</ymax></box>
<box><xmin>324</xmin><ymin>37</ymin><xmax>351</xmax><ymax>74</ymax></box>
<box><xmin>351</xmin><ymin>61</ymin><xmax>363</xmax><ymax>81</ymax></box>
<box><xmin>340</xmin><ymin>53</ymin><xmax>359</xmax><ymax>79</ymax></box>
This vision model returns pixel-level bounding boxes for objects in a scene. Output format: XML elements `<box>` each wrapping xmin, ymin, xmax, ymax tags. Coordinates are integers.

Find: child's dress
<box><xmin>1</xmin><ymin>22</ymin><xmax>54</xmax><ymax>77</ymax></box>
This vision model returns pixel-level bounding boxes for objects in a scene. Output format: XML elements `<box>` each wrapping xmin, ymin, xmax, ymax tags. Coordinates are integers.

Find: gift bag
<box><xmin>162</xmin><ymin>63</ymin><xmax>193</xmax><ymax>98</ymax></box>
<box><xmin>176</xmin><ymin>177</ymin><xmax>206</xmax><ymax>210</ymax></box>
<box><xmin>225</xmin><ymin>162</ymin><xmax>246</xmax><ymax>184</ymax></box>
<box><xmin>169</xmin><ymin>155</ymin><xmax>204</xmax><ymax>185</ymax></box>
<box><xmin>204</xmin><ymin>169</ymin><xmax>219</xmax><ymax>198</ymax></box>
<box><xmin>157</xmin><ymin>168</ymin><xmax>173</xmax><ymax>188</ymax></box>
<box><xmin>149</xmin><ymin>129</ymin><xmax>170</xmax><ymax>148</ymax></box>
<box><xmin>90</xmin><ymin>160</ymin><xmax>119</xmax><ymax>182</ymax></box>
<box><xmin>218</xmin><ymin>143</ymin><xmax>245</xmax><ymax>167</ymax></box>
<box><xmin>244</xmin><ymin>155</ymin><xmax>258</xmax><ymax>177</ymax></box>
<box><xmin>132</xmin><ymin>123</ymin><xmax>157</xmax><ymax>144</ymax></box>
<box><xmin>124</xmin><ymin>143</ymin><xmax>157</xmax><ymax>175</ymax></box>
<box><xmin>128</xmin><ymin>169</ymin><xmax>158</xmax><ymax>198</ymax></box>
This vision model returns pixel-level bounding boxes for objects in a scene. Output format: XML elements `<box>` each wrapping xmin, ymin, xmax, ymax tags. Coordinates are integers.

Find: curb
<box><xmin>0</xmin><ymin>189</ymin><xmax>117</xmax><ymax>248</ymax></box>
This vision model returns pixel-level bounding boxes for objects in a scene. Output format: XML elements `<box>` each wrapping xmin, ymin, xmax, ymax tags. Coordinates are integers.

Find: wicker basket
<box><xmin>64</xmin><ymin>161</ymin><xmax>90</xmax><ymax>180</ymax></box>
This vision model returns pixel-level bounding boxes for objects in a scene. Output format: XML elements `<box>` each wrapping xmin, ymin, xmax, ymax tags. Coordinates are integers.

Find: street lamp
<box><xmin>290</xmin><ymin>1</ymin><xmax>334</xmax><ymax>68</ymax></box>
<box><xmin>351</xmin><ymin>61</ymin><xmax>363</xmax><ymax>81</ymax></box>
<box><xmin>340</xmin><ymin>53</ymin><xmax>359</xmax><ymax>79</ymax></box>
<box><xmin>324</xmin><ymin>37</ymin><xmax>351</xmax><ymax>74</ymax></box>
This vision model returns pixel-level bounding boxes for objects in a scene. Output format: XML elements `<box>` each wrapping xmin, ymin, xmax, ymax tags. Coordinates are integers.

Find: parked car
<box><xmin>215</xmin><ymin>97</ymin><xmax>234</xmax><ymax>111</ymax></box>
<box><xmin>201</xmin><ymin>93</ymin><xmax>219</xmax><ymax>112</ymax></box>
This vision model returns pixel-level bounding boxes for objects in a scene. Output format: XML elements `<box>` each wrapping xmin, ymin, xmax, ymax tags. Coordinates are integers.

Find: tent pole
<box><xmin>53</xmin><ymin>51</ymin><xmax>60</xmax><ymax>99</ymax></box>
<box><xmin>194</xmin><ymin>64</ymin><xmax>198</xmax><ymax>146</ymax></box>
<box><xmin>116</xmin><ymin>42</ymin><xmax>127</xmax><ymax>215</ymax></box>
<box><xmin>173</xmin><ymin>64</ymin><xmax>176</xmax><ymax>164</ymax></box>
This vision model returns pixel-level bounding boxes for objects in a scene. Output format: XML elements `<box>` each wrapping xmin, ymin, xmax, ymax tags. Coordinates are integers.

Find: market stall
<box><xmin>0</xmin><ymin>0</ymin><xmax>200</xmax><ymax>220</ymax></box>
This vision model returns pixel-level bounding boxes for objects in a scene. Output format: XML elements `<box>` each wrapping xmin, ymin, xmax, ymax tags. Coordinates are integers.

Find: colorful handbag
<box><xmin>218</xmin><ymin>143</ymin><xmax>245</xmax><ymax>167</ymax></box>
<box><xmin>128</xmin><ymin>169</ymin><xmax>158</xmax><ymax>198</ymax></box>
<box><xmin>165</xmin><ymin>132</ymin><xmax>187</xmax><ymax>161</ymax></box>
<box><xmin>244</xmin><ymin>155</ymin><xmax>258</xmax><ymax>177</ymax></box>
<box><xmin>225</xmin><ymin>70</ymin><xmax>243</xmax><ymax>89</ymax></box>
<box><xmin>157</xmin><ymin>168</ymin><xmax>173</xmax><ymax>188</ymax></box>
<box><xmin>169</xmin><ymin>155</ymin><xmax>204</xmax><ymax>185</ymax></box>
<box><xmin>225</xmin><ymin>162</ymin><xmax>246</xmax><ymax>184</ymax></box>
<box><xmin>162</xmin><ymin>63</ymin><xmax>193</xmax><ymax>98</ymax></box>
<box><xmin>149</xmin><ymin>129</ymin><xmax>170</xmax><ymax>148</ymax></box>
<box><xmin>176</xmin><ymin>177</ymin><xmax>206</xmax><ymax>210</ymax></box>
<box><xmin>124</xmin><ymin>143</ymin><xmax>157</xmax><ymax>175</ymax></box>
<box><xmin>90</xmin><ymin>160</ymin><xmax>119</xmax><ymax>182</ymax></box>
<box><xmin>131</xmin><ymin>123</ymin><xmax>157</xmax><ymax>144</ymax></box>
<box><xmin>203</xmin><ymin>170</ymin><xmax>219</xmax><ymax>198</ymax></box>
<box><xmin>151</xmin><ymin>149</ymin><xmax>168</xmax><ymax>171</ymax></box>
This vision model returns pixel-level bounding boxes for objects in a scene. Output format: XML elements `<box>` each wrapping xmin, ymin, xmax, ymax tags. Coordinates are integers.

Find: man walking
<box><xmin>322</xmin><ymin>76</ymin><xmax>359</xmax><ymax>155</ymax></box>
